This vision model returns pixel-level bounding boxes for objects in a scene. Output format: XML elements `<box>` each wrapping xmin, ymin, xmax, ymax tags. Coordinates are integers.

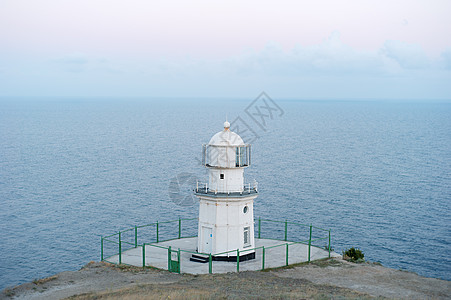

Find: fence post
<box><xmin>119</xmin><ymin>231</ymin><xmax>122</xmax><ymax>264</ymax></box>
<box><xmin>168</xmin><ymin>246</ymin><xmax>171</xmax><ymax>270</ymax></box>
<box><xmin>209</xmin><ymin>253</ymin><xmax>212</xmax><ymax>274</ymax></box>
<box><xmin>236</xmin><ymin>249</ymin><xmax>240</xmax><ymax>272</ymax></box>
<box><xmin>101</xmin><ymin>237</ymin><xmax>104</xmax><ymax>261</ymax></box>
<box><xmin>258</xmin><ymin>217</ymin><xmax>261</xmax><ymax>238</ymax></box>
<box><xmin>142</xmin><ymin>243</ymin><xmax>146</xmax><ymax>267</ymax></box>
<box><xmin>262</xmin><ymin>247</ymin><xmax>265</xmax><ymax>270</ymax></box>
<box><xmin>156</xmin><ymin>221</ymin><xmax>159</xmax><ymax>243</ymax></box>
<box><xmin>286</xmin><ymin>243</ymin><xmax>289</xmax><ymax>266</ymax></box>
<box><xmin>308</xmin><ymin>225</ymin><xmax>312</xmax><ymax>262</ymax></box>
<box><xmin>177</xmin><ymin>248</ymin><xmax>181</xmax><ymax>274</ymax></box>
<box><xmin>178</xmin><ymin>218</ymin><xmax>182</xmax><ymax>239</ymax></box>
<box><xmin>134</xmin><ymin>226</ymin><xmax>138</xmax><ymax>248</ymax></box>
<box><xmin>284</xmin><ymin>220</ymin><xmax>288</xmax><ymax>241</ymax></box>
<box><xmin>328</xmin><ymin>230</ymin><xmax>331</xmax><ymax>258</ymax></box>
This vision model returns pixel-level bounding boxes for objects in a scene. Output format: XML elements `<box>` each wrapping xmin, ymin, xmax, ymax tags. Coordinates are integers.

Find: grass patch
<box><xmin>311</xmin><ymin>258</ymin><xmax>342</xmax><ymax>268</ymax></box>
<box><xmin>262</xmin><ymin>258</ymin><xmax>342</xmax><ymax>272</ymax></box>
<box><xmin>3</xmin><ymin>288</ymin><xmax>15</xmax><ymax>297</ymax></box>
<box><xmin>32</xmin><ymin>275</ymin><xmax>58</xmax><ymax>285</ymax></box>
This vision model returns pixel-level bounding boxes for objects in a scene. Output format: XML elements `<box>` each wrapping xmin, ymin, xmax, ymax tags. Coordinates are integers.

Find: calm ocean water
<box><xmin>0</xmin><ymin>98</ymin><xmax>450</xmax><ymax>289</ymax></box>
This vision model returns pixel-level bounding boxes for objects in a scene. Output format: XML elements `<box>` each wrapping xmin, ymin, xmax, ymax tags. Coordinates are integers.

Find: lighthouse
<box><xmin>194</xmin><ymin>121</ymin><xmax>258</xmax><ymax>261</ymax></box>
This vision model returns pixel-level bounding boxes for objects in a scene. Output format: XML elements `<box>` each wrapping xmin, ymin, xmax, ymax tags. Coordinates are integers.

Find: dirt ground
<box><xmin>1</xmin><ymin>258</ymin><xmax>450</xmax><ymax>299</ymax></box>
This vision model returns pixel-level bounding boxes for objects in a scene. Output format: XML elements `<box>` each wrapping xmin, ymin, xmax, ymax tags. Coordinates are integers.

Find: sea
<box><xmin>0</xmin><ymin>98</ymin><xmax>450</xmax><ymax>290</ymax></box>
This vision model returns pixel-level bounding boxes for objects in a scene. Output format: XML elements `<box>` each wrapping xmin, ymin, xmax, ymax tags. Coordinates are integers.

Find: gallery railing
<box><xmin>101</xmin><ymin>217</ymin><xmax>332</xmax><ymax>274</ymax></box>
<box><xmin>195</xmin><ymin>181</ymin><xmax>258</xmax><ymax>194</ymax></box>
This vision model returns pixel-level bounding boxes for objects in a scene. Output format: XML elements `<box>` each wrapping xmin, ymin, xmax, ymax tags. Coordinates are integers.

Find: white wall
<box><xmin>208</xmin><ymin>168</ymin><xmax>244</xmax><ymax>193</ymax></box>
<box><xmin>197</xmin><ymin>195</ymin><xmax>257</xmax><ymax>255</ymax></box>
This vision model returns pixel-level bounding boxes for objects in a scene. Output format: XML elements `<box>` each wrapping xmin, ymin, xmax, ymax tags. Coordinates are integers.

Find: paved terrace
<box><xmin>106</xmin><ymin>237</ymin><xmax>341</xmax><ymax>274</ymax></box>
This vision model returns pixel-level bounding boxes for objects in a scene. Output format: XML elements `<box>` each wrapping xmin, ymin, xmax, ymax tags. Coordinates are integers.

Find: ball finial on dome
<box><xmin>224</xmin><ymin>121</ymin><xmax>230</xmax><ymax>130</ymax></box>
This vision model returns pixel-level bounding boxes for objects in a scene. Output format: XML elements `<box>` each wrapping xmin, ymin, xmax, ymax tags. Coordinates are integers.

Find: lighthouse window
<box><xmin>236</xmin><ymin>146</ymin><xmax>249</xmax><ymax>167</ymax></box>
<box><xmin>243</xmin><ymin>206</ymin><xmax>248</xmax><ymax>214</ymax></box>
<box><xmin>235</xmin><ymin>147</ymin><xmax>244</xmax><ymax>167</ymax></box>
<box><xmin>243</xmin><ymin>226</ymin><xmax>250</xmax><ymax>246</ymax></box>
<box><xmin>220</xmin><ymin>174</ymin><xmax>224</xmax><ymax>179</ymax></box>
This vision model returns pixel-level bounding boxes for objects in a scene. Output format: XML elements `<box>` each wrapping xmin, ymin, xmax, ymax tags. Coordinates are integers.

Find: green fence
<box><xmin>101</xmin><ymin>218</ymin><xmax>197</xmax><ymax>265</ymax></box>
<box><xmin>101</xmin><ymin>217</ymin><xmax>332</xmax><ymax>274</ymax></box>
<box><xmin>256</xmin><ymin>218</ymin><xmax>332</xmax><ymax>261</ymax></box>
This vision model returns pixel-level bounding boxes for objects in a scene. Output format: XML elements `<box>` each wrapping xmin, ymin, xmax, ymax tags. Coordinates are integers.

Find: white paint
<box><xmin>196</xmin><ymin>122</ymin><xmax>257</xmax><ymax>257</ymax></box>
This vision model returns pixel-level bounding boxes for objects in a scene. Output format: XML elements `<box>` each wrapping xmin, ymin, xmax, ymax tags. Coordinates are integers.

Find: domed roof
<box><xmin>208</xmin><ymin>123</ymin><xmax>244</xmax><ymax>146</ymax></box>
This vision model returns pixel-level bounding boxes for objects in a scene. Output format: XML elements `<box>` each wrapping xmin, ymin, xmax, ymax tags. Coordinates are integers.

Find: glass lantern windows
<box><xmin>235</xmin><ymin>145</ymin><xmax>250</xmax><ymax>167</ymax></box>
<box><xmin>202</xmin><ymin>144</ymin><xmax>251</xmax><ymax>168</ymax></box>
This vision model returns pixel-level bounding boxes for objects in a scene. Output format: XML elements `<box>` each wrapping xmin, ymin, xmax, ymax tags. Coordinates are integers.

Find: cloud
<box><xmin>47</xmin><ymin>33</ymin><xmax>448</xmax><ymax>79</ymax></box>
<box><xmin>290</xmin><ymin>32</ymin><xmax>383</xmax><ymax>75</ymax></box>
<box><xmin>440</xmin><ymin>49</ymin><xmax>451</xmax><ymax>70</ymax></box>
<box><xmin>380</xmin><ymin>40</ymin><xmax>430</xmax><ymax>69</ymax></box>
<box><xmin>55</xmin><ymin>53</ymin><xmax>89</xmax><ymax>65</ymax></box>
<box><xmin>2</xmin><ymin>31</ymin><xmax>450</xmax><ymax>99</ymax></box>
<box><xmin>33</xmin><ymin>33</ymin><xmax>449</xmax><ymax>92</ymax></box>
<box><xmin>224</xmin><ymin>32</ymin><xmax>434</xmax><ymax>77</ymax></box>
<box><xmin>51</xmin><ymin>53</ymin><xmax>122</xmax><ymax>73</ymax></box>
<box><xmin>225</xmin><ymin>33</ymin><xmax>369</xmax><ymax>77</ymax></box>
<box><xmin>52</xmin><ymin>53</ymin><xmax>89</xmax><ymax>73</ymax></box>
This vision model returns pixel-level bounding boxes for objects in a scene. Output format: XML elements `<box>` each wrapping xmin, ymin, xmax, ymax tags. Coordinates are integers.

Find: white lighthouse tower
<box><xmin>194</xmin><ymin>121</ymin><xmax>258</xmax><ymax>261</ymax></box>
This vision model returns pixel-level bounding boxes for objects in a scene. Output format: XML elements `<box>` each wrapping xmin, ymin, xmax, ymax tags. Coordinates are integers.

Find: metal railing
<box><xmin>101</xmin><ymin>217</ymin><xmax>332</xmax><ymax>274</ymax></box>
<box><xmin>101</xmin><ymin>218</ymin><xmax>198</xmax><ymax>265</ymax></box>
<box><xmin>195</xmin><ymin>180</ymin><xmax>258</xmax><ymax>195</ymax></box>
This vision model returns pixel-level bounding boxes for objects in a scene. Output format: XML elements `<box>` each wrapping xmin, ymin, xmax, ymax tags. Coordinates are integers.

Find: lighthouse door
<box><xmin>202</xmin><ymin>227</ymin><xmax>212</xmax><ymax>253</ymax></box>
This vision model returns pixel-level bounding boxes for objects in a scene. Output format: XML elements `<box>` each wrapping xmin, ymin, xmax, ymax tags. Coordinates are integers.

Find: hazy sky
<box><xmin>1</xmin><ymin>0</ymin><xmax>450</xmax><ymax>99</ymax></box>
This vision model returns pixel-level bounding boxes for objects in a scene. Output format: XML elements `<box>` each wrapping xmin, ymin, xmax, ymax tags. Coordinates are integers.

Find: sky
<box><xmin>1</xmin><ymin>0</ymin><xmax>451</xmax><ymax>100</ymax></box>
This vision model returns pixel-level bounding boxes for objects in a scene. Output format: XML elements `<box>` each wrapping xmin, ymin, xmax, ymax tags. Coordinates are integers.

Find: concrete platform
<box><xmin>106</xmin><ymin>238</ymin><xmax>341</xmax><ymax>274</ymax></box>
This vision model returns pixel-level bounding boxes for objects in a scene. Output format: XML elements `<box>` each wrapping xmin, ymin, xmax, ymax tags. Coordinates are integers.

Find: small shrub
<box><xmin>342</xmin><ymin>247</ymin><xmax>364</xmax><ymax>262</ymax></box>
